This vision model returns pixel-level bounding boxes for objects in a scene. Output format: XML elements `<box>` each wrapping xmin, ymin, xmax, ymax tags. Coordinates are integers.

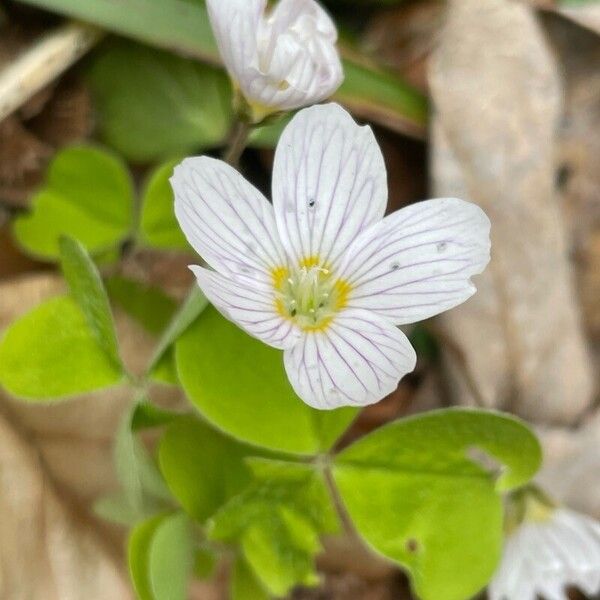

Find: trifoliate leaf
<box><xmin>333</xmin><ymin>408</ymin><xmax>542</xmax><ymax>600</ymax></box>
<box><xmin>13</xmin><ymin>145</ymin><xmax>134</xmax><ymax>260</ymax></box>
<box><xmin>208</xmin><ymin>459</ymin><xmax>338</xmax><ymax>597</ymax></box>
<box><xmin>175</xmin><ymin>306</ymin><xmax>358</xmax><ymax>455</ymax></box>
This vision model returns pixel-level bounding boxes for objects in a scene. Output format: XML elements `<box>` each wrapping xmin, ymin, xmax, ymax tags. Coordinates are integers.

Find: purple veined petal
<box><xmin>171</xmin><ymin>156</ymin><xmax>288</xmax><ymax>285</ymax></box>
<box><xmin>283</xmin><ymin>308</ymin><xmax>416</xmax><ymax>409</ymax></box>
<box><xmin>206</xmin><ymin>0</ymin><xmax>264</xmax><ymax>82</ymax></box>
<box><xmin>190</xmin><ymin>265</ymin><xmax>301</xmax><ymax>350</ymax></box>
<box><xmin>272</xmin><ymin>103</ymin><xmax>387</xmax><ymax>271</ymax></box>
<box><xmin>337</xmin><ymin>197</ymin><xmax>491</xmax><ymax>325</ymax></box>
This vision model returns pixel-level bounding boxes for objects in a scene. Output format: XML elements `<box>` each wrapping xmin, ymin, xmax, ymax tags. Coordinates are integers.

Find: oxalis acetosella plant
<box><xmin>0</xmin><ymin>0</ymin><xmax>597</xmax><ymax>600</ymax></box>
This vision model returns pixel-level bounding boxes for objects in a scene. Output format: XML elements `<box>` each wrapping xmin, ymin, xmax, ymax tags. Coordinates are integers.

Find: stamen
<box><xmin>274</xmin><ymin>260</ymin><xmax>351</xmax><ymax>331</ymax></box>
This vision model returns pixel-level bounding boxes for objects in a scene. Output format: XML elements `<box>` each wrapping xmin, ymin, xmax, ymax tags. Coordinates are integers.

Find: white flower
<box><xmin>490</xmin><ymin>507</ymin><xmax>600</xmax><ymax>600</ymax></box>
<box><xmin>206</xmin><ymin>0</ymin><xmax>343</xmax><ymax>120</ymax></box>
<box><xmin>171</xmin><ymin>103</ymin><xmax>490</xmax><ymax>409</ymax></box>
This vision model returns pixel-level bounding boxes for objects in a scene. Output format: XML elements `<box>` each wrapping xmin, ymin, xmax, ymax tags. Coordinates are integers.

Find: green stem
<box><xmin>223</xmin><ymin>119</ymin><xmax>251</xmax><ymax>167</ymax></box>
<box><xmin>323</xmin><ymin>462</ymin><xmax>355</xmax><ymax>538</ymax></box>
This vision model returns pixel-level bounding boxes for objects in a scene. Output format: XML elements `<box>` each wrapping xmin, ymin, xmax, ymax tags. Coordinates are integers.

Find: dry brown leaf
<box><xmin>555</xmin><ymin>3</ymin><xmax>600</xmax><ymax>36</ymax></box>
<box><xmin>0</xmin><ymin>274</ymin><xmax>132</xmax><ymax>599</ymax></box>
<box><xmin>363</xmin><ymin>1</ymin><xmax>444</xmax><ymax>93</ymax></box>
<box><xmin>537</xmin><ymin>409</ymin><xmax>600</xmax><ymax>519</ymax></box>
<box><xmin>542</xmin><ymin>13</ymin><xmax>600</xmax><ymax>343</ymax></box>
<box><xmin>429</xmin><ymin>0</ymin><xmax>595</xmax><ymax>424</ymax></box>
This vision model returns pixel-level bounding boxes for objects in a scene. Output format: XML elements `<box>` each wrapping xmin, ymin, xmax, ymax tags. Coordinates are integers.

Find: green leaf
<box><xmin>231</xmin><ymin>557</ymin><xmax>269</xmax><ymax>600</ymax></box>
<box><xmin>17</xmin><ymin>0</ymin><xmax>426</xmax><ymax>137</ymax></box>
<box><xmin>332</xmin><ymin>408</ymin><xmax>542</xmax><ymax>600</ymax></box>
<box><xmin>148</xmin><ymin>513</ymin><xmax>195</xmax><ymax>600</ymax></box>
<box><xmin>88</xmin><ymin>40</ymin><xmax>232</xmax><ymax>161</ymax></box>
<box><xmin>114</xmin><ymin>404</ymin><xmax>172</xmax><ymax>519</ymax></box>
<box><xmin>146</xmin><ymin>285</ymin><xmax>209</xmax><ymax>374</ymax></box>
<box><xmin>106</xmin><ymin>276</ymin><xmax>177</xmax><ymax>336</ymax></box>
<box><xmin>60</xmin><ymin>236</ymin><xmax>123</xmax><ymax>370</ymax></box>
<box><xmin>13</xmin><ymin>145</ymin><xmax>134</xmax><ymax>260</ymax></box>
<box><xmin>175</xmin><ymin>306</ymin><xmax>357</xmax><ymax>455</ymax></box>
<box><xmin>139</xmin><ymin>159</ymin><xmax>189</xmax><ymax>250</ymax></box>
<box><xmin>128</xmin><ymin>512</ymin><xmax>194</xmax><ymax>600</ymax></box>
<box><xmin>209</xmin><ymin>459</ymin><xmax>337</xmax><ymax>596</ymax></box>
<box><xmin>0</xmin><ymin>296</ymin><xmax>123</xmax><ymax>400</ymax></box>
<box><xmin>158</xmin><ymin>416</ymin><xmax>255</xmax><ymax>523</ymax></box>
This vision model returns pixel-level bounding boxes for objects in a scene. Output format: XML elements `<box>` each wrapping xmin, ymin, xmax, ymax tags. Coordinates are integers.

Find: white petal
<box><xmin>206</xmin><ymin>0</ymin><xmax>264</xmax><ymax>83</ymax></box>
<box><xmin>337</xmin><ymin>198</ymin><xmax>491</xmax><ymax>325</ymax></box>
<box><xmin>283</xmin><ymin>309</ymin><xmax>416</xmax><ymax>409</ymax></box>
<box><xmin>190</xmin><ymin>265</ymin><xmax>301</xmax><ymax>350</ymax></box>
<box><xmin>238</xmin><ymin>0</ymin><xmax>342</xmax><ymax>111</ymax></box>
<box><xmin>272</xmin><ymin>103</ymin><xmax>387</xmax><ymax>270</ymax></box>
<box><xmin>172</xmin><ymin>156</ymin><xmax>287</xmax><ymax>284</ymax></box>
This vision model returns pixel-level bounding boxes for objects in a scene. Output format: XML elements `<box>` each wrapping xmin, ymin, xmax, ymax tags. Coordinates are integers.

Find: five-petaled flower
<box><xmin>172</xmin><ymin>103</ymin><xmax>491</xmax><ymax>409</ymax></box>
<box><xmin>206</xmin><ymin>0</ymin><xmax>343</xmax><ymax>122</ymax></box>
<box><xmin>490</xmin><ymin>492</ymin><xmax>600</xmax><ymax>600</ymax></box>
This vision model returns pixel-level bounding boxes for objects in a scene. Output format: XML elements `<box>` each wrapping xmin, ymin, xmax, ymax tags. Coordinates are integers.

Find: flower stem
<box><xmin>223</xmin><ymin>120</ymin><xmax>251</xmax><ymax>167</ymax></box>
<box><xmin>323</xmin><ymin>462</ymin><xmax>355</xmax><ymax>538</ymax></box>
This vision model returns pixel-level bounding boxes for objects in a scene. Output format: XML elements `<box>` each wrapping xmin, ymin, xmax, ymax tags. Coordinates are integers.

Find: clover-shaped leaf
<box><xmin>208</xmin><ymin>459</ymin><xmax>338</xmax><ymax>597</ymax></box>
<box><xmin>13</xmin><ymin>146</ymin><xmax>134</xmax><ymax>261</ymax></box>
<box><xmin>333</xmin><ymin>408</ymin><xmax>542</xmax><ymax>600</ymax></box>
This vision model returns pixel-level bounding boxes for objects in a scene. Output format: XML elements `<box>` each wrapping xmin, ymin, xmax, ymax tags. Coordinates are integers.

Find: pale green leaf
<box><xmin>139</xmin><ymin>159</ymin><xmax>189</xmax><ymax>250</ymax></box>
<box><xmin>158</xmin><ymin>416</ymin><xmax>255</xmax><ymax>523</ymax></box>
<box><xmin>148</xmin><ymin>513</ymin><xmax>194</xmax><ymax>600</ymax></box>
<box><xmin>60</xmin><ymin>236</ymin><xmax>123</xmax><ymax>370</ymax></box>
<box><xmin>88</xmin><ymin>40</ymin><xmax>232</xmax><ymax>161</ymax></box>
<box><xmin>175</xmin><ymin>307</ymin><xmax>358</xmax><ymax>455</ymax></box>
<box><xmin>13</xmin><ymin>145</ymin><xmax>134</xmax><ymax>260</ymax></box>
<box><xmin>129</xmin><ymin>514</ymin><xmax>165</xmax><ymax>600</ymax></box>
<box><xmin>128</xmin><ymin>512</ymin><xmax>194</xmax><ymax>600</ymax></box>
<box><xmin>0</xmin><ymin>296</ymin><xmax>123</xmax><ymax>401</ymax></box>
<box><xmin>333</xmin><ymin>408</ymin><xmax>542</xmax><ymax>600</ymax></box>
<box><xmin>209</xmin><ymin>459</ymin><xmax>337</xmax><ymax>596</ymax></box>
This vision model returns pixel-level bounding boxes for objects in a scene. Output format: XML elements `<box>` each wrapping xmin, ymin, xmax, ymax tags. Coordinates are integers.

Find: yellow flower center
<box><xmin>272</xmin><ymin>257</ymin><xmax>351</xmax><ymax>332</ymax></box>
